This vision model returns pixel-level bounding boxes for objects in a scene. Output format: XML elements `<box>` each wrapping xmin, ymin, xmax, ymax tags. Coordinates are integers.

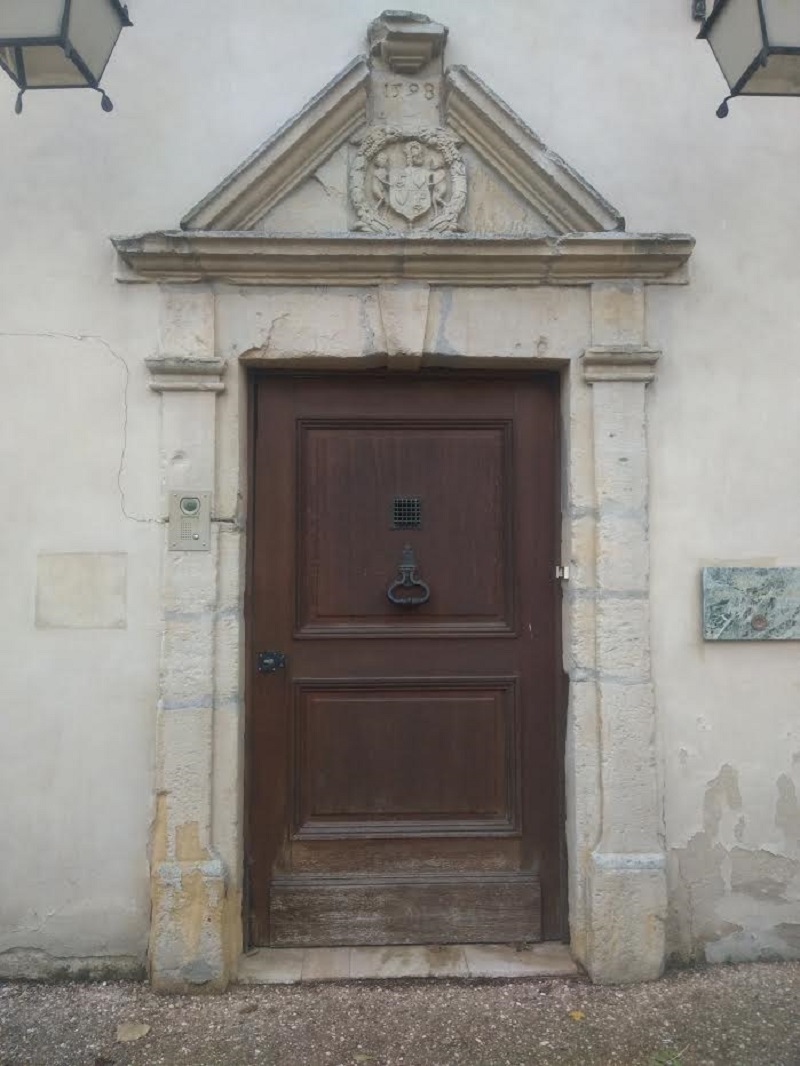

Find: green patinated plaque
<box><xmin>702</xmin><ymin>567</ymin><xmax>800</xmax><ymax>641</ymax></box>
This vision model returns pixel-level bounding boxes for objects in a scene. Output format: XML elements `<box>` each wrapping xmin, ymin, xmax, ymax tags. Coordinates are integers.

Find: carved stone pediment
<box><xmin>177</xmin><ymin>11</ymin><xmax>624</xmax><ymax>239</ymax></box>
<box><xmin>115</xmin><ymin>13</ymin><xmax>694</xmax><ymax>285</ymax></box>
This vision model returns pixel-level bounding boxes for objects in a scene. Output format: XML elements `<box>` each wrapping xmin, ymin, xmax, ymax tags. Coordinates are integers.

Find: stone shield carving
<box><xmin>350</xmin><ymin>126</ymin><xmax>467</xmax><ymax>234</ymax></box>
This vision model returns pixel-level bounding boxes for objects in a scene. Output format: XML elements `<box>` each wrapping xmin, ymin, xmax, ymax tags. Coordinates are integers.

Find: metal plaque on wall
<box><xmin>702</xmin><ymin>566</ymin><xmax>800</xmax><ymax>641</ymax></box>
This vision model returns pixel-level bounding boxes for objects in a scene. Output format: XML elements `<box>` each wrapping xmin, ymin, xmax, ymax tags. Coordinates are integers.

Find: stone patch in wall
<box><xmin>702</xmin><ymin>566</ymin><xmax>800</xmax><ymax>640</ymax></box>
<box><xmin>35</xmin><ymin>553</ymin><xmax>127</xmax><ymax>629</ymax></box>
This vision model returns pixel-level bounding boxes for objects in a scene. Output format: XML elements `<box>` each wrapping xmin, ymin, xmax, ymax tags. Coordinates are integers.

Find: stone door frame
<box><xmin>117</xmin><ymin>232</ymin><xmax>693</xmax><ymax>990</ymax></box>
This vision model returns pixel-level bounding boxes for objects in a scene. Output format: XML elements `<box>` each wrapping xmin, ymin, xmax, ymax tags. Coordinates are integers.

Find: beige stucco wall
<box><xmin>1</xmin><ymin>0</ymin><xmax>799</xmax><ymax>977</ymax></box>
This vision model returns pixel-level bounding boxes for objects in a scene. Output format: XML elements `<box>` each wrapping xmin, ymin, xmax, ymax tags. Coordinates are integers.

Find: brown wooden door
<box><xmin>247</xmin><ymin>373</ymin><xmax>562</xmax><ymax>947</ymax></box>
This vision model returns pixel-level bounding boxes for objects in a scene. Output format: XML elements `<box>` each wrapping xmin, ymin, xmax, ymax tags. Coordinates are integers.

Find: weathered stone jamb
<box><xmin>574</xmin><ymin>282</ymin><xmax>667</xmax><ymax>983</ymax></box>
<box><xmin>147</xmin><ymin>285</ymin><xmax>236</xmax><ymax>992</ymax></box>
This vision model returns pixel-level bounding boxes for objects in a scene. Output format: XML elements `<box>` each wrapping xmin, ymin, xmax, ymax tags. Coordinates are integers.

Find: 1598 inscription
<box><xmin>383</xmin><ymin>81</ymin><xmax>438</xmax><ymax>100</ymax></box>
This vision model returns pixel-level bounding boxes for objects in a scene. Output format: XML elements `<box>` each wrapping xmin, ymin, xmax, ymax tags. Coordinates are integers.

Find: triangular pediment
<box><xmin>180</xmin><ymin>17</ymin><xmax>623</xmax><ymax>238</ymax></box>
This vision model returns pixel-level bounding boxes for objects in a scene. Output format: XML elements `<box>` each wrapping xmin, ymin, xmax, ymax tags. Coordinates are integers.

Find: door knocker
<box><xmin>386</xmin><ymin>544</ymin><xmax>430</xmax><ymax>607</ymax></box>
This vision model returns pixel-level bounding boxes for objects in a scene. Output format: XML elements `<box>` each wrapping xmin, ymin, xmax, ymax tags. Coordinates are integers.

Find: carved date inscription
<box><xmin>383</xmin><ymin>81</ymin><xmax>438</xmax><ymax>101</ymax></box>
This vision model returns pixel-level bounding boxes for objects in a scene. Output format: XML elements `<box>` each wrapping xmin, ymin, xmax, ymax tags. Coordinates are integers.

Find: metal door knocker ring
<box><xmin>387</xmin><ymin>545</ymin><xmax>430</xmax><ymax>607</ymax></box>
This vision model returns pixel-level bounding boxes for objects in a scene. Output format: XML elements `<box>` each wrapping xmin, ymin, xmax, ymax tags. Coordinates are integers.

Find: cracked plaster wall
<box><xmin>2</xmin><ymin>0</ymin><xmax>800</xmax><ymax>973</ymax></box>
<box><xmin>0</xmin><ymin>324</ymin><xmax>163</xmax><ymax>974</ymax></box>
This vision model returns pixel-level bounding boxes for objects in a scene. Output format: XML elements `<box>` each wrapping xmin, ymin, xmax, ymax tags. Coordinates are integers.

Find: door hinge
<box><xmin>555</xmin><ymin>565</ymin><xmax>570</xmax><ymax>581</ymax></box>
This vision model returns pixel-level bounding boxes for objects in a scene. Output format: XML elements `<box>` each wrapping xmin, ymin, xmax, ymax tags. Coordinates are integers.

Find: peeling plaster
<box><xmin>776</xmin><ymin>774</ymin><xmax>800</xmax><ymax>855</ymax></box>
<box><xmin>730</xmin><ymin>847</ymin><xmax>797</xmax><ymax>901</ymax></box>
<box><xmin>776</xmin><ymin>923</ymin><xmax>800</xmax><ymax>950</ymax></box>
<box><xmin>670</xmin><ymin>765</ymin><xmax>800</xmax><ymax>964</ymax></box>
<box><xmin>702</xmin><ymin>763</ymin><xmax>742</xmax><ymax>839</ymax></box>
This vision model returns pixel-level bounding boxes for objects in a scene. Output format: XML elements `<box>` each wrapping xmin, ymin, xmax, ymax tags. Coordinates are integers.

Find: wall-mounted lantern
<box><xmin>0</xmin><ymin>0</ymin><xmax>131</xmax><ymax>114</ymax></box>
<box><xmin>698</xmin><ymin>0</ymin><xmax>800</xmax><ymax>116</ymax></box>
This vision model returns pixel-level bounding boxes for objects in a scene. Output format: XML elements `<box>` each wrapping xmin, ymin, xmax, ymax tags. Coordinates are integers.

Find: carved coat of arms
<box><xmin>350</xmin><ymin>126</ymin><xmax>467</xmax><ymax>233</ymax></box>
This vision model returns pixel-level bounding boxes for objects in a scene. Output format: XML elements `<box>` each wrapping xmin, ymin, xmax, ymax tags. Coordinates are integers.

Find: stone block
<box><xmin>591</xmin><ymin>380</ymin><xmax>648</xmax><ymax>512</ymax></box>
<box><xmin>161</xmin><ymin>391</ymin><xmax>218</xmax><ymax>496</ymax></box>
<box><xmin>36</xmin><ymin>553</ymin><xmax>127</xmax><ymax>630</ymax></box>
<box><xmin>150</xmin><ymin>859</ymin><xmax>228</xmax><ymax>992</ymax></box>
<box><xmin>161</xmin><ymin>616</ymin><xmax>214</xmax><ymax>707</ymax></box>
<box><xmin>221</xmin><ymin>290</ymin><xmax>380</xmax><ymax>363</ymax></box>
<box><xmin>586</xmin><ymin>855</ymin><xmax>667</xmax><ymax>983</ymax></box>
<box><xmin>214</xmin><ymin>611</ymin><xmax>242</xmax><ymax>709</ymax></box>
<box><xmin>591</xmin><ymin>283</ymin><xmax>645</xmax><ymax>347</ymax></box>
<box><xmin>213</xmin><ymin>362</ymin><xmax>244</xmax><ymax>521</ymax></box>
<box><xmin>596</xmin><ymin>513</ymin><xmax>648</xmax><ymax>592</ymax></box>
<box><xmin>163</xmin><ymin>546</ymin><xmax>218</xmax><ymax>614</ymax></box>
<box><xmin>158</xmin><ymin>287</ymin><xmax>215</xmax><ymax>360</ymax></box>
<box><xmin>565</xmin><ymin>680</ymin><xmax>602</xmax><ymax>859</ymax></box>
<box><xmin>598</xmin><ymin>681</ymin><xmax>661</xmax><ymax>850</ymax></box>
<box><xmin>565</xmin><ymin>371</ymin><xmax>596</xmax><ymax>514</ymax></box>
<box><xmin>212</xmin><ymin>700</ymin><xmax>243</xmax><ymax>879</ymax></box>
<box><xmin>424</xmin><ymin>286</ymin><xmax>589</xmax><ymax>362</ymax></box>
<box><xmin>564</xmin><ymin>593</ymin><xmax>596</xmax><ymax>675</ymax></box>
<box><xmin>568</xmin><ymin>512</ymin><xmax>596</xmax><ymax>591</ymax></box>
<box><xmin>595</xmin><ymin>597</ymin><xmax>650</xmax><ymax>679</ymax></box>
<box><xmin>378</xmin><ymin>282</ymin><xmax>430</xmax><ymax>364</ymax></box>
<box><xmin>216</xmin><ymin>526</ymin><xmax>244</xmax><ymax>614</ymax></box>
<box><xmin>158</xmin><ymin>708</ymin><xmax>214</xmax><ymax>839</ymax></box>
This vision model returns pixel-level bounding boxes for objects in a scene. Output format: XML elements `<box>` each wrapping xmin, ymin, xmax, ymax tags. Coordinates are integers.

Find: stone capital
<box><xmin>582</xmin><ymin>345</ymin><xmax>661</xmax><ymax>385</ymax></box>
<box><xmin>146</xmin><ymin>356</ymin><xmax>226</xmax><ymax>394</ymax></box>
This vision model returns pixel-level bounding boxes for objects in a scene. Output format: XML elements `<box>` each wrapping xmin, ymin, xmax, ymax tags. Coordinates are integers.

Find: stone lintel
<box><xmin>582</xmin><ymin>346</ymin><xmax>661</xmax><ymax>384</ymax></box>
<box><xmin>146</xmin><ymin>356</ymin><xmax>226</xmax><ymax>394</ymax></box>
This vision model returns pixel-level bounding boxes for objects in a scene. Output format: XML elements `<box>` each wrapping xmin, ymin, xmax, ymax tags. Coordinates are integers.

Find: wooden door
<box><xmin>247</xmin><ymin>373</ymin><xmax>563</xmax><ymax>947</ymax></box>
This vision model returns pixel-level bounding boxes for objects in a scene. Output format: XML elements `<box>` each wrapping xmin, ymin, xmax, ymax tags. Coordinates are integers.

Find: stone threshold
<box><xmin>238</xmin><ymin>942</ymin><xmax>579</xmax><ymax>984</ymax></box>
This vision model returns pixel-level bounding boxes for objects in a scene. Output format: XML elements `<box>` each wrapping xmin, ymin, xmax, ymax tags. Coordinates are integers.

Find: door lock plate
<box><xmin>257</xmin><ymin>651</ymin><xmax>286</xmax><ymax>674</ymax></box>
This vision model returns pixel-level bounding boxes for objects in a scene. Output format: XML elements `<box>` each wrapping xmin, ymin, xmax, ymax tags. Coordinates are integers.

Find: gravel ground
<box><xmin>1</xmin><ymin>962</ymin><xmax>799</xmax><ymax>1066</ymax></box>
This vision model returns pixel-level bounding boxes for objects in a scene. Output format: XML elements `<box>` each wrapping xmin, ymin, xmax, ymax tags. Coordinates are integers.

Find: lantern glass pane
<box><xmin>743</xmin><ymin>51</ymin><xmax>800</xmax><ymax>93</ymax></box>
<box><xmin>20</xmin><ymin>44</ymin><xmax>86</xmax><ymax>87</ymax></box>
<box><xmin>706</xmin><ymin>0</ymin><xmax>766</xmax><ymax>90</ymax></box>
<box><xmin>0</xmin><ymin>1</ymin><xmax>64</xmax><ymax>40</ymax></box>
<box><xmin>761</xmin><ymin>0</ymin><xmax>800</xmax><ymax>46</ymax></box>
<box><xmin>66</xmin><ymin>0</ymin><xmax>125</xmax><ymax>81</ymax></box>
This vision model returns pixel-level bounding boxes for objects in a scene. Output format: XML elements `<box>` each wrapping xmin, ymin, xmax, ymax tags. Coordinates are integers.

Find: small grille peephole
<box><xmin>392</xmin><ymin>495</ymin><xmax>422</xmax><ymax>530</ymax></box>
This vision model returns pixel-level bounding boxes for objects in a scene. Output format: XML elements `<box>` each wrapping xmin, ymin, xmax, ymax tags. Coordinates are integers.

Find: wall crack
<box><xmin>0</xmin><ymin>331</ymin><xmax>158</xmax><ymax>525</ymax></box>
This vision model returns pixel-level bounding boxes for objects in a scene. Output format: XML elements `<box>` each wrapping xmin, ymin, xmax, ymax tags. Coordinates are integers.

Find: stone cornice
<box><xmin>114</xmin><ymin>232</ymin><xmax>694</xmax><ymax>287</ymax></box>
<box><xmin>145</xmin><ymin>356</ymin><xmax>226</xmax><ymax>393</ymax></box>
<box><xmin>582</xmin><ymin>345</ymin><xmax>661</xmax><ymax>384</ymax></box>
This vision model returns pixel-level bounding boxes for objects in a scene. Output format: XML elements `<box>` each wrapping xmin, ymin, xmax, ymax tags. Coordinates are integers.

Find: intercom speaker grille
<box><xmin>392</xmin><ymin>496</ymin><xmax>422</xmax><ymax>530</ymax></box>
